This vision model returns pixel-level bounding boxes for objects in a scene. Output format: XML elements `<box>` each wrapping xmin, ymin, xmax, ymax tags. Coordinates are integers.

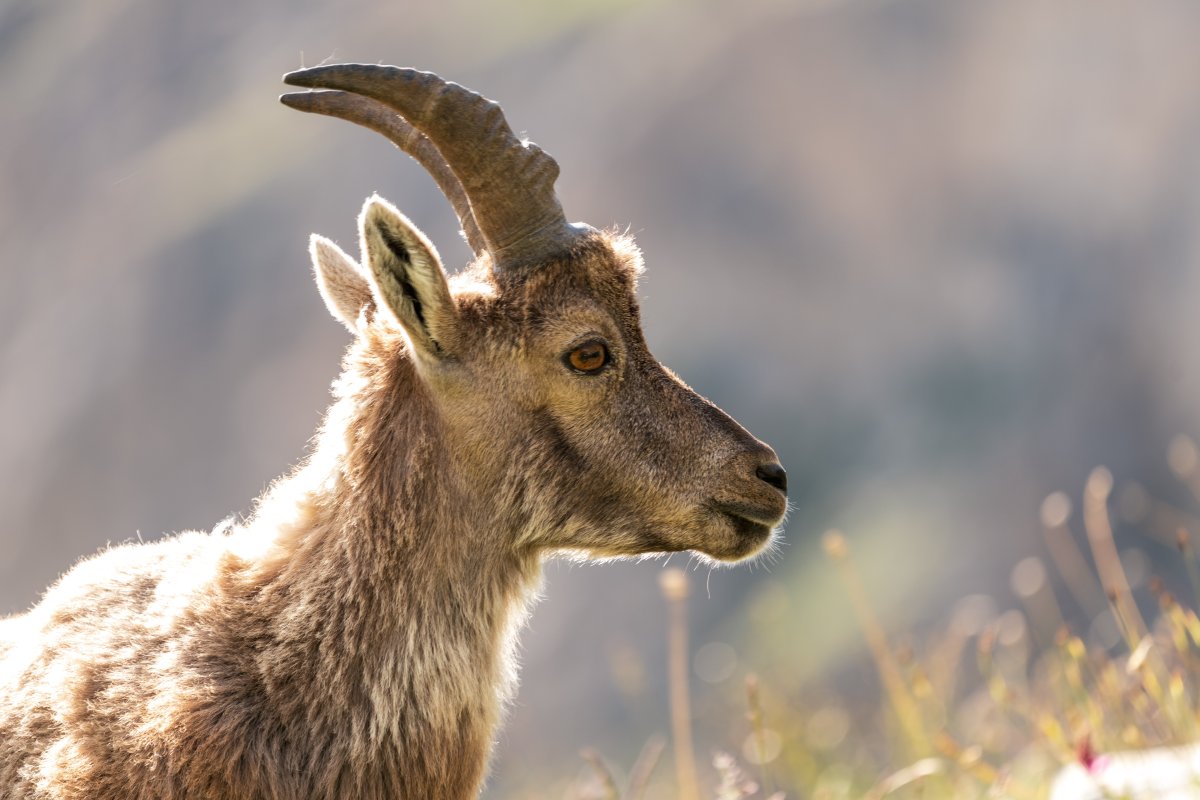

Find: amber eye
<box><xmin>565</xmin><ymin>340</ymin><xmax>610</xmax><ymax>374</ymax></box>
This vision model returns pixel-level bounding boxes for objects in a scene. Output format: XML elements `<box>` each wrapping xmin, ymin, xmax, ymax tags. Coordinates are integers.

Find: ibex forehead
<box><xmin>503</xmin><ymin>232</ymin><xmax>644</xmax><ymax>303</ymax></box>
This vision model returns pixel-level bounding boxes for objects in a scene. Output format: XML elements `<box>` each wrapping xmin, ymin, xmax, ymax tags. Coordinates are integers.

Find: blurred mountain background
<box><xmin>4</xmin><ymin>0</ymin><xmax>1200</xmax><ymax>794</ymax></box>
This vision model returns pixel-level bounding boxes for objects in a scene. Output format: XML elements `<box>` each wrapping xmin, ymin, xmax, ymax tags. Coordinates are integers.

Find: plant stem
<box><xmin>659</xmin><ymin>569</ymin><xmax>700</xmax><ymax>800</ymax></box>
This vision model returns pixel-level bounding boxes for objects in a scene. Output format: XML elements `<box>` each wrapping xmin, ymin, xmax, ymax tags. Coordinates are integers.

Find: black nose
<box><xmin>756</xmin><ymin>461</ymin><xmax>787</xmax><ymax>494</ymax></box>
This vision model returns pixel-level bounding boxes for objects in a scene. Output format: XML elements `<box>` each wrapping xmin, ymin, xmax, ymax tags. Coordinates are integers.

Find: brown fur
<box><xmin>0</xmin><ymin>192</ymin><xmax>786</xmax><ymax>796</ymax></box>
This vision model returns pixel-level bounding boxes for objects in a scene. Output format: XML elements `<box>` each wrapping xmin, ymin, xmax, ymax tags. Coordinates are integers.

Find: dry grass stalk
<box><xmin>622</xmin><ymin>737</ymin><xmax>667</xmax><ymax>800</ymax></box>
<box><xmin>660</xmin><ymin>568</ymin><xmax>701</xmax><ymax>800</ymax></box>
<box><xmin>1082</xmin><ymin>467</ymin><xmax>1149</xmax><ymax>645</ymax></box>
<box><xmin>823</xmin><ymin>530</ymin><xmax>932</xmax><ymax>758</ymax></box>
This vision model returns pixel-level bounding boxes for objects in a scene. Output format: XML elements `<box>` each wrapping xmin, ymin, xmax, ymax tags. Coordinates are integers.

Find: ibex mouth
<box><xmin>713</xmin><ymin>499</ymin><xmax>784</xmax><ymax>527</ymax></box>
<box><xmin>712</xmin><ymin>501</ymin><xmax>781</xmax><ymax>542</ymax></box>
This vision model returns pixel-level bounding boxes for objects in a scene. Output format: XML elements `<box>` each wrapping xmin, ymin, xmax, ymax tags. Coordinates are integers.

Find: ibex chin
<box><xmin>0</xmin><ymin>65</ymin><xmax>788</xmax><ymax>799</ymax></box>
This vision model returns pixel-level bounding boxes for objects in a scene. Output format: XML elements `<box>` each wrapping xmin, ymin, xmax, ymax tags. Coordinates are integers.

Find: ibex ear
<box><xmin>359</xmin><ymin>195</ymin><xmax>456</xmax><ymax>357</ymax></box>
<box><xmin>310</xmin><ymin>234</ymin><xmax>374</xmax><ymax>331</ymax></box>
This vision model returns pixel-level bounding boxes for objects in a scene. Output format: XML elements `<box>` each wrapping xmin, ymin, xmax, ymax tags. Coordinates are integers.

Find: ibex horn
<box><xmin>281</xmin><ymin>65</ymin><xmax>583</xmax><ymax>269</ymax></box>
<box><xmin>280</xmin><ymin>89</ymin><xmax>487</xmax><ymax>256</ymax></box>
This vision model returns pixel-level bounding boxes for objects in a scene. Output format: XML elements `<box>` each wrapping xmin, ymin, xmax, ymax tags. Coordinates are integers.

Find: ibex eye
<box><xmin>565</xmin><ymin>340</ymin><xmax>610</xmax><ymax>374</ymax></box>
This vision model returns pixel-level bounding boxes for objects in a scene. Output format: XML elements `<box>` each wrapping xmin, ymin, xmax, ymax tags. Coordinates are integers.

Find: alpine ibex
<box><xmin>0</xmin><ymin>65</ymin><xmax>788</xmax><ymax>799</ymax></box>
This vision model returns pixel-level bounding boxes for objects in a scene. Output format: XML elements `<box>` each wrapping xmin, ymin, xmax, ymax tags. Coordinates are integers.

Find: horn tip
<box><xmin>280</xmin><ymin>91</ymin><xmax>339</xmax><ymax>113</ymax></box>
<box><xmin>282</xmin><ymin>69</ymin><xmax>317</xmax><ymax>87</ymax></box>
<box><xmin>283</xmin><ymin>64</ymin><xmax>355</xmax><ymax>87</ymax></box>
<box><xmin>284</xmin><ymin>63</ymin><xmax>412</xmax><ymax>89</ymax></box>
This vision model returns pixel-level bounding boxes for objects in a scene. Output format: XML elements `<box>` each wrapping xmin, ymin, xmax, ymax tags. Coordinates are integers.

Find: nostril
<box><xmin>756</xmin><ymin>462</ymin><xmax>787</xmax><ymax>494</ymax></box>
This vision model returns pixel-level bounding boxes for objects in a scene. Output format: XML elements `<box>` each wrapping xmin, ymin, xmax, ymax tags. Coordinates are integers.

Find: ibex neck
<box><xmin>236</xmin><ymin>343</ymin><xmax>541</xmax><ymax>797</ymax></box>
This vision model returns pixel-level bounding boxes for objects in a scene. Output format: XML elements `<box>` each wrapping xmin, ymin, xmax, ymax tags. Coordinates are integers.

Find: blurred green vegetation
<box><xmin>556</xmin><ymin>446</ymin><xmax>1200</xmax><ymax>798</ymax></box>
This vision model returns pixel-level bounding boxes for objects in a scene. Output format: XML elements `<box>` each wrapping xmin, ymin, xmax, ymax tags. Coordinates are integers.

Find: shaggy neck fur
<box><xmin>221</xmin><ymin>329</ymin><xmax>542</xmax><ymax>798</ymax></box>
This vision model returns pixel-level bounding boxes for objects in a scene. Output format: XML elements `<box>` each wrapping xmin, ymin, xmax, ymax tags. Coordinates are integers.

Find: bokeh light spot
<box><xmin>806</xmin><ymin>706</ymin><xmax>850</xmax><ymax>751</ymax></box>
<box><xmin>1119</xmin><ymin>547</ymin><xmax>1149</xmax><ymax>590</ymax></box>
<box><xmin>1010</xmin><ymin>557</ymin><xmax>1046</xmax><ymax>599</ymax></box>
<box><xmin>1089</xmin><ymin>609</ymin><xmax>1122</xmax><ymax>651</ymax></box>
<box><xmin>995</xmin><ymin>610</ymin><xmax>1027</xmax><ymax>647</ymax></box>
<box><xmin>742</xmin><ymin>728</ymin><xmax>782</xmax><ymax>765</ymax></box>
<box><xmin>950</xmin><ymin>594</ymin><xmax>997</xmax><ymax>637</ymax></box>
<box><xmin>1169</xmin><ymin>434</ymin><xmax>1198</xmax><ymax>479</ymax></box>
<box><xmin>1040</xmin><ymin>491</ymin><xmax>1072</xmax><ymax>529</ymax></box>
<box><xmin>693</xmin><ymin>641</ymin><xmax>737</xmax><ymax>684</ymax></box>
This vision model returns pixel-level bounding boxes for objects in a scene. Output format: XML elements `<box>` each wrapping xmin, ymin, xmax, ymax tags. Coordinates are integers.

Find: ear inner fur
<box><xmin>378</xmin><ymin>226</ymin><xmax>430</xmax><ymax>335</ymax></box>
<box><xmin>358</xmin><ymin>196</ymin><xmax>455</xmax><ymax>357</ymax></box>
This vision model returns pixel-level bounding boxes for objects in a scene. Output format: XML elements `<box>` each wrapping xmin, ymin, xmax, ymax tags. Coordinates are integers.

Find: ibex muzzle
<box><xmin>0</xmin><ymin>65</ymin><xmax>787</xmax><ymax>800</ymax></box>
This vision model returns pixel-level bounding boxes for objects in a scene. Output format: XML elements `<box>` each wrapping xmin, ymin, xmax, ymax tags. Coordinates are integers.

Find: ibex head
<box><xmin>282</xmin><ymin>65</ymin><xmax>787</xmax><ymax>562</ymax></box>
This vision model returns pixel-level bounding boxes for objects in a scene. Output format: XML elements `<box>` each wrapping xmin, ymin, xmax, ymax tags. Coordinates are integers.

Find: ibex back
<box><xmin>0</xmin><ymin>65</ymin><xmax>788</xmax><ymax>800</ymax></box>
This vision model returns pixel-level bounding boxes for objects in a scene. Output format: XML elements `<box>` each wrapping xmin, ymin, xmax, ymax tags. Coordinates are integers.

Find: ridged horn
<box><xmin>282</xmin><ymin>64</ymin><xmax>581</xmax><ymax>268</ymax></box>
<box><xmin>280</xmin><ymin>89</ymin><xmax>486</xmax><ymax>256</ymax></box>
